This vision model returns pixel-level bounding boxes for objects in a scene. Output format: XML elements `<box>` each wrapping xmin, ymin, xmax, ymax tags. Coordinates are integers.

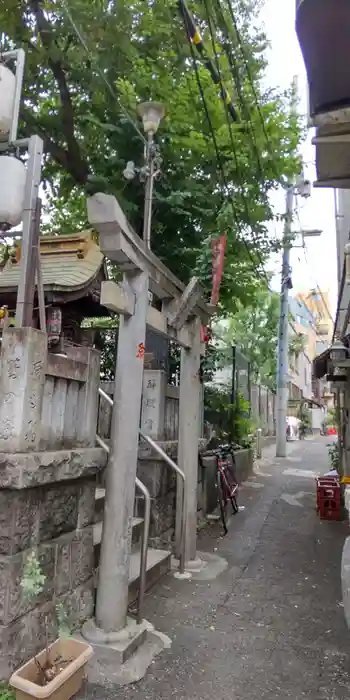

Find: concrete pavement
<box><xmin>79</xmin><ymin>437</ymin><xmax>350</xmax><ymax>699</ymax></box>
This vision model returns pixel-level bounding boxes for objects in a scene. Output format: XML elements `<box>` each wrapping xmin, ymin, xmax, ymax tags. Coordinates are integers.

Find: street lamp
<box><xmin>138</xmin><ymin>102</ymin><xmax>165</xmax><ymax>250</ymax></box>
<box><xmin>330</xmin><ymin>338</ymin><xmax>347</xmax><ymax>365</ymax></box>
<box><xmin>137</xmin><ymin>102</ymin><xmax>166</xmax><ymax>137</ymax></box>
<box><xmin>122</xmin><ymin>102</ymin><xmax>165</xmax><ymax>250</ymax></box>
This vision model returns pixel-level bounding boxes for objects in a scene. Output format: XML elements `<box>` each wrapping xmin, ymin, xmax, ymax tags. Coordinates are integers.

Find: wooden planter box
<box><xmin>9</xmin><ymin>638</ymin><xmax>93</xmax><ymax>700</ymax></box>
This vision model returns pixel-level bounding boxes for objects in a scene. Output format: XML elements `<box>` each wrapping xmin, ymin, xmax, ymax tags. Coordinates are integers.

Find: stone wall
<box><xmin>135</xmin><ymin>441</ymin><xmax>178</xmax><ymax>549</ymax></box>
<box><xmin>0</xmin><ymin>328</ymin><xmax>106</xmax><ymax>679</ymax></box>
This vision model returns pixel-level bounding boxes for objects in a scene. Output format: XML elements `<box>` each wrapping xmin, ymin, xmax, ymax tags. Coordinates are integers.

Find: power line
<box><xmin>211</xmin><ymin>0</ymin><xmax>265</xmax><ymax>181</ymax></box>
<box><xmin>178</xmin><ymin>0</ymin><xmax>239</xmax><ymax>122</ymax></box>
<box><xmin>186</xmin><ymin>33</ymin><xmax>269</xmax><ymax>282</ymax></box>
<box><xmin>62</xmin><ymin>2</ymin><xmax>146</xmax><ymax>145</ymax></box>
<box><xmin>218</xmin><ymin>0</ymin><xmax>281</xmax><ymax>180</ymax></box>
<box><xmin>295</xmin><ymin>208</ymin><xmax>335</xmax><ymax>324</ymax></box>
<box><xmin>198</xmin><ymin>0</ymin><xmax>272</xmax><ymax>273</ymax></box>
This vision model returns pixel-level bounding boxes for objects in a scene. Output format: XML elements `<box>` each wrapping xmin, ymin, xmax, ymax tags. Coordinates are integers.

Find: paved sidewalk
<box><xmin>81</xmin><ymin>437</ymin><xmax>350</xmax><ymax>699</ymax></box>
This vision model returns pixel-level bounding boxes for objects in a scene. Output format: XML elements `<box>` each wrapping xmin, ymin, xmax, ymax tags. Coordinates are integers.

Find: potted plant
<box><xmin>9</xmin><ymin>552</ymin><xmax>93</xmax><ymax>700</ymax></box>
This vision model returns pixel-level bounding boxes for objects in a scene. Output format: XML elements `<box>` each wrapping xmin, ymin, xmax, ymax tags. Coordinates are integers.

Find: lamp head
<box><xmin>330</xmin><ymin>337</ymin><xmax>347</xmax><ymax>364</ymax></box>
<box><xmin>137</xmin><ymin>101</ymin><xmax>166</xmax><ymax>136</ymax></box>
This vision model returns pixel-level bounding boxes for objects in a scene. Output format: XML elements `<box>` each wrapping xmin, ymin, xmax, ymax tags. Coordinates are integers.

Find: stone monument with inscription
<box><xmin>0</xmin><ymin>327</ymin><xmax>106</xmax><ymax>679</ymax></box>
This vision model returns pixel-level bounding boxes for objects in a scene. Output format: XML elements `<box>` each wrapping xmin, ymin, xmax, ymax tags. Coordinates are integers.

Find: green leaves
<box><xmin>20</xmin><ymin>551</ymin><xmax>46</xmax><ymax>600</ymax></box>
<box><xmin>0</xmin><ymin>0</ymin><xmax>302</xmax><ymax>313</ymax></box>
<box><xmin>219</xmin><ymin>283</ymin><xmax>280</xmax><ymax>388</ymax></box>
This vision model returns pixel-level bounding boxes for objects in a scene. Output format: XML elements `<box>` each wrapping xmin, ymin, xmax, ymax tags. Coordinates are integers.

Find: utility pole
<box><xmin>276</xmin><ymin>77</ymin><xmax>298</xmax><ymax>458</ymax></box>
<box><xmin>275</xmin><ymin>77</ymin><xmax>320</xmax><ymax>457</ymax></box>
<box><xmin>276</xmin><ymin>184</ymin><xmax>294</xmax><ymax>457</ymax></box>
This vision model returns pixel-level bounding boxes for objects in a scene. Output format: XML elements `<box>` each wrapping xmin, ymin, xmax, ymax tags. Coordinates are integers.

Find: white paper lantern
<box><xmin>0</xmin><ymin>156</ymin><xmax>26</xmax><ymax>230</ymax></box>
<box><xmin>0</xmin><ymin>64</ymin><xmax>15</xmax><ymax>141</ymax></box>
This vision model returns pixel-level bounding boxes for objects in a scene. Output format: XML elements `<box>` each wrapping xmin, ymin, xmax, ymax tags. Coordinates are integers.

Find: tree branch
<box><xmin>29</xmin><ymin>0</ymin><xmax>89</xmax><ymax>185</ymax></box>
<box><xmin>22</xmin><ymin>107</ymin><xmax>78</xmax><ymax>177</ymax></box>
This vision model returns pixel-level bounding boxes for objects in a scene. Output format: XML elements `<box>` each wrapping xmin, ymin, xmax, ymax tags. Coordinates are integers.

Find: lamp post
<box><xmin>123</xmin><ymin>101</ymin><xmax>165</xmax><ymax>250</ymax></box>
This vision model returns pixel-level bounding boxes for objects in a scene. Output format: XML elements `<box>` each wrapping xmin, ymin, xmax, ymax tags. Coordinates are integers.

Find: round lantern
<box><xmin>0</xmin><ymin>64</ymin><xmax>15</xmax><ymax>140</ymax></box>
<box><xmin>0</xmin><ymin>156</ymin><xmax>26</xmax><ymax>231</ymax></box>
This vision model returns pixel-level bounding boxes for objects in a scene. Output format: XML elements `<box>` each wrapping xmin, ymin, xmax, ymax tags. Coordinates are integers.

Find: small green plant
<box><xmin>297</xmin><ymin>403</ymin><xmax>312</xmax><ymax>433</ymax></box>
<box><xmin>328</xmin><ymin>442</ymin><xmax>340</xmax><ymax>473</ymax></box>
<box><xmin>55</xmin><ymin>602</ymin><xmax>70</xmax><ymax>638</ymax></box>
<box><xmin>21</xmin><ymin>551</ymin><xmax>46</xmax><ymax>599</ymax></box>
<box><xmin>233</xmin><ymin>393</ymin><xmax>255</xmax><ymax>448</ymax></box>
<box><xmin>20</xmin><ymin>551</ymin><xmax>70</xmax><ymax>686</ymax></box>
<box><xmin>0</xmin><ymin>683</ymin><xmax>16</xmax><ymax>700</ymax></box>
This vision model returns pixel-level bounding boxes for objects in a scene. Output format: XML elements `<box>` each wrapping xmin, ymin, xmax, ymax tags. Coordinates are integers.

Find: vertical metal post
<box><xmin>142</xmin><ymin>134</ymin><xmax>154</xmax><ymax>250</ymax></box>
<box><xmin>256</xmin><ymin>428</ymin><xmax>262</xmax><ymax>459</ymax></box>
<box><xmin>15</xmin><ymin>135</ymin><xmax>43</xmax><ymax>327</ymax></box>
<box><xmin>230</xmin><ymin>344</ymin><xmax>236</xmax><ymax>443</ymax></box>
<box><xmin>8</xmin><ymin>48</ymin><xmax>25</xmax><ymax>145</ymax></box>
<box><xmin>33</xmin><ymin>199</ymin><xmax>46</xmax><ymax>332</ymax></box>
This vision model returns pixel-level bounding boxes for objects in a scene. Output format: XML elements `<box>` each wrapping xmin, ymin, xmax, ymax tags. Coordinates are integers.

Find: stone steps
<box><xmin>93</xmin><ymin>516</ymin><xmax>144</xmax><ymax>565</ymax></box>
<box><xmin>94</xmin><ymin>488</ymin><xmax>171</xmax><ymax>605</ymax></box>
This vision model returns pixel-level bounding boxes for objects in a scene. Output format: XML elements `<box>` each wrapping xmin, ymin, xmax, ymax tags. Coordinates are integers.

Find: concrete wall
<box><xmin>0</xmin><ymin>328</ymin><xmax>106</xmax><ymax>679</ymax></box>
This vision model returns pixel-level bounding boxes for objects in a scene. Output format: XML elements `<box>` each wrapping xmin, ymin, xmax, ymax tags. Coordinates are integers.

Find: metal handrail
<box><xmin>98</xmin><ymin>387</ymin><xmax>186</xmax><ymax>574</ymax></box>
<box><xmin>139</xmin><ymin>430</ymin><xmax>186</xmax><ymax>575</ymax></box>
<box><xmin>96</xmin><ymin>387</ymin><xmax>151</xmax><ymax>624</ymax></box>
<box><xmin>99</xmin><ymin>387</ymin><xmax>113</xmax><ymax>407</ymax></box>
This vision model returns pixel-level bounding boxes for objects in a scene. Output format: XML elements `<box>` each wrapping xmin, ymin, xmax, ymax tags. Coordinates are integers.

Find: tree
<box><xmin>219</xmin><ymin>284</ymin><xmax>280</xmax><ymax>388</ymax></box>
<box><xmin>289</xmin><ymin>332</ymin><xmax>307</xmax><ymax>358</ymax></box>
<box><xmin>0</xmin><ymin>0</ymin><xmax>301</xmax><ymax>312</ymax></box>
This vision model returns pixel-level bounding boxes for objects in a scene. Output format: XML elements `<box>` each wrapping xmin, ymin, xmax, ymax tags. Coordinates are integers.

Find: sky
<box><xmin>259</xmin><ymin>0</ymin><xmax>337</xmax><ymax>316</ymax></box>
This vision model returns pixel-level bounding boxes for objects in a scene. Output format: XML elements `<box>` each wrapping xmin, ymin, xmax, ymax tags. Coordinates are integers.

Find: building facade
<box><xmin>288</xmin><ymin>296</ymin><xmax>315</xmax><ymax>405</ymax></box>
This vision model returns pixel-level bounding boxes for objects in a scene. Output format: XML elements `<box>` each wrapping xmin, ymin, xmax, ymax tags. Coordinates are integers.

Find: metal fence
<box><xmin>204</xmin><ymin>343</ymin><xmax>276</xmax><ymax>440</ymax></box>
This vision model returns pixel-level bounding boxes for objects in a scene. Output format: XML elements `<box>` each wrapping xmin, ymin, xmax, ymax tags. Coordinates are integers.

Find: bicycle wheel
<box><xmin>224</xmin><ymin>464</ymin><xmax>239</xmax><ymax>514</ymax></box>
<box><xmin>216</xmin><ymin>469</ymin><xmax>228</xmax><ymax>535</ymax></box>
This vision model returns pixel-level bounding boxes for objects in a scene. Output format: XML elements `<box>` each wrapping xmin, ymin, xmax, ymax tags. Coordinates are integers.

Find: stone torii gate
<box><xmin>86</xmin><ymin>192</ymin><xmax>211</xmax><ymax>638</ymax></box>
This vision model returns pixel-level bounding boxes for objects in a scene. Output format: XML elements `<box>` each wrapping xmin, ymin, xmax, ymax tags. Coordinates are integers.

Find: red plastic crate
<box><xmin>316</xmin><ymin>477</ymin><xmax>341</xmax><ymax>514</ymax></box>
<box><xmin>319</xmin><ymin>498</ymin><xmax>341</xmax><ymax>520</ymax></box>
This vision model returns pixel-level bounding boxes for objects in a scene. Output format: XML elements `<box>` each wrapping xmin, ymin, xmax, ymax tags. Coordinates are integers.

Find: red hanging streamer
<box><xmin>210</xmin><ymin>234</ymin><xmax>227</xmax><ymax>306</ymax></box>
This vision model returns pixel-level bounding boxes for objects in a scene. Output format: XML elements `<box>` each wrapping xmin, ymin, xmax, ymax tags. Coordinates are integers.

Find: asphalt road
<box><xmin>80</xmin><ymin>437</ymin><xmax>350</xmax><ymax>700</ymax></box>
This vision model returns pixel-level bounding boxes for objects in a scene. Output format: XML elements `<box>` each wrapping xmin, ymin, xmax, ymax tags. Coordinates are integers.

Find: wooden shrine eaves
<box><xmin>87</xmin><ymin>193</ymin><xmax>211</xmax><ymax>324</ymax></box>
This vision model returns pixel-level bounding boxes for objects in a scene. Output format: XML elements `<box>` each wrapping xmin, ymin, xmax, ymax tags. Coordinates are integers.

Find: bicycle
<box><xmin>200</xmin><ymin>443</ymin><xmax>240</xmax><ymax>535</ymax></box>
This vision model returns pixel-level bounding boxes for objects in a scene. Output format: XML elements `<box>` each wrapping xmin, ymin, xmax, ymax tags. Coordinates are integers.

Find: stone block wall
<box><xmin>0</xmin><ymin>328</ymin><xmax>106</xmax><ymax>679</ymax></box>
<box><xmin>135</xmin><ymin>442</ymin><xmax>178</xmax><ymax>548</ymax></box>
<box><xmin>0</xmin><ymin>451</ymin><xmax>105</xmax><ymax>679</ymax></box>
